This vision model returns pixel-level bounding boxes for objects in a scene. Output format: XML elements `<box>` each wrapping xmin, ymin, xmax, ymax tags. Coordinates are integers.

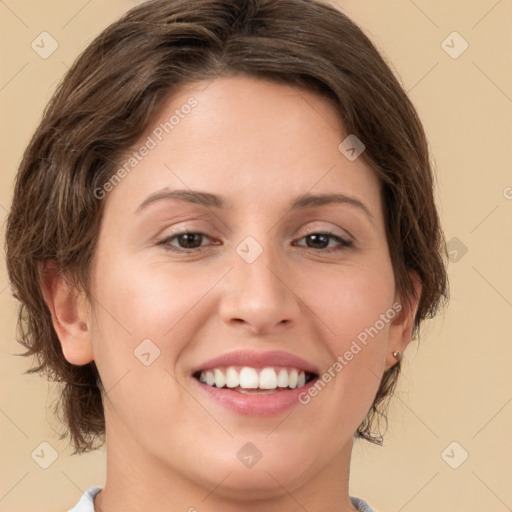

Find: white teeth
<box><xmin>214</xmin><ymin>368</ymin><xmax>225</xmax><ymax>388</ymax></box>
<box><xmin>198</xmin><ymin>366</ymin><xmax>310</xmax><ymax>391</ymax></box>
<box><xmin>288</xmin><ymin>369</ymin><xmax>298</xmax><ymax>388</ymax></box>
<box><xmin>259</xmin><ymin>367</ymin><xmax>277</xmax><ymax>389</ymax></box>
<box><xmin>225</xmin><ymin>367</ymin><xmax>239</xmax><ymax>388</ymax></box>
<box><xmin>205</xmin><ymin>371</ymin><xmax>215</xmax><ymax>386</ymax></box>
<box><xmin>276</xmin><ymin>368</ymin><xmax>289</xmax><ymax>387</ymax></box>
<box><xmin>239</xmin><ymin>367</ymin><xmax>259</xmax><ymax>388</ymax></box>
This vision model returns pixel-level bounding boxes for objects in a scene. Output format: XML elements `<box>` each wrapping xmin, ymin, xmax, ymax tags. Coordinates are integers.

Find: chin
<box><xmin>202</xmin><ymin>467</ymin><xmax>301</xmax><ymax>501</ymax></box>
<box><xmin>193</xmin><ymin>448</ymin><xmax>317</xmax><ymax>500</ymax></box>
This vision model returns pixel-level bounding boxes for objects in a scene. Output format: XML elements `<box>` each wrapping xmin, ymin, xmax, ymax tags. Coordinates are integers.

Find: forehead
<box><xmin>102</xmin><ymin>74</ymin><xmax>380</xmax><ymax>216</ymax></box>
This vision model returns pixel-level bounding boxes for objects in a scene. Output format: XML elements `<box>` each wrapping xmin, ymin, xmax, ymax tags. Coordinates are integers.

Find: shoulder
<box><xmin>67</xmin><ymin>487</ymin><xmax>102</xmax><ymax>512</ymax></box>
<box><xmin>350</xmin><ymin>495</ymin><xmax>378</xmax><ymax>512</ymax></box>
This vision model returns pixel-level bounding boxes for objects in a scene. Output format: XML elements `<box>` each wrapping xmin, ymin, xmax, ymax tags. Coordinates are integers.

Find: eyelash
<box><xmin>156</xmin><ymin>231</ymin><xmax>354</xmax><ymax>253</ymax></box>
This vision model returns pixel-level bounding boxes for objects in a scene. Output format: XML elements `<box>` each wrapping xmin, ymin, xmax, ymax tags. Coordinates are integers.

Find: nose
<box><xmin>219</xmin><ymin>242</ymin><xmax>301</xmax><ymax>335</ymax></box>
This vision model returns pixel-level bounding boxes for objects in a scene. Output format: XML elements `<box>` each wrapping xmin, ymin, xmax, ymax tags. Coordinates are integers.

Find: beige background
<box><xmin>1</xmin><ymin>1</ymin><xmax>511</xmax><ymax>511</ymax></box>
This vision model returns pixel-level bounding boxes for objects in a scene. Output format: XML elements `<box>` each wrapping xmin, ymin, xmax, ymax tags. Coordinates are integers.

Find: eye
<box><xmin>156</xmin><ymin>230</ymin><xmax>353</xmax><ymax>253</ymax></box>
<box><xmin>294</xmin><ymin>232</ymin><xmax>353</xmax><ymax>252</ymax></box>
<box><xmin>157</xmin><ymin>231</ymin><xmax>215</xmax><ymax>252</ymax></box>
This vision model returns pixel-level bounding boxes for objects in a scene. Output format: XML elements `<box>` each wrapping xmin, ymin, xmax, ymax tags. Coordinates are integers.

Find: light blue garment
<box><xmin>67</xmin><ymin>487</ymin><xmax>102</xmax><ymax>512</ymax></box>
<box><xmin>68</xmin><ymin>487</ymin><xmax>377</xmax><ymax>511</ymax></box>
<box><xmin>351</xmin><ymin>495</ymin><xmax>377</xmax><ymax>511</ymax></box>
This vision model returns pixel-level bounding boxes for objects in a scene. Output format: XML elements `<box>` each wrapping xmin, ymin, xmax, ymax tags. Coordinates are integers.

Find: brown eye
<box><xmin>174</xmin><ymin>233</ymin><xmax>204</xmax><ymax>249</ymax></box>
<box><xmin>158</xmin><ymin>232</ymin><xmax>212</xmax><ymax>251</ymax></box>
<box><xmin>295</xmin><ymin>232</ymin><xmax>353</xmax><ymax>252</ymax></box>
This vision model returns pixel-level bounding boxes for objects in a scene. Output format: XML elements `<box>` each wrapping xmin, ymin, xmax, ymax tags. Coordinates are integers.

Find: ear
<box><xmin>39</xmin><ymin>261</ymin><xmax>94</xmax><ymax>366</ymax></box>
<box><xmin>385</xmin><ymin>270</ymin><xmax>422</xmax><ymax>370</ymax></box>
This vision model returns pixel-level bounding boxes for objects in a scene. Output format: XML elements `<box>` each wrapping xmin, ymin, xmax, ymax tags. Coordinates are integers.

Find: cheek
<box><xmin>88</xmin><ymin>253</ymin><xmax>213</xmax><ymax>397</ymax></box>
<box><xmin>91</xmin><ymin>252</ymin><xmax>211</xmax><ymax>338</ymax></box>
<box><xmin>302</xmin><ymin>260</ymin><xmax>396</xmax><ymax>421</ymax></box>
<box><xmin>88</xmin><ymin>256</ymin><xmax>211</xmax><ymax>441</ymax></box>
<box><xmin>311</xmin><ymin>257</ymin><xmax>396</xmax><ymax>348</ymax></box>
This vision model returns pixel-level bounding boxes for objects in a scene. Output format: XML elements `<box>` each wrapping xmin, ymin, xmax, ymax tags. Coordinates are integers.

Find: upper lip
<box><xmin>191</xmin><ymin>349</ymin><xmax>319</xmax><ymax>376</ymax></box>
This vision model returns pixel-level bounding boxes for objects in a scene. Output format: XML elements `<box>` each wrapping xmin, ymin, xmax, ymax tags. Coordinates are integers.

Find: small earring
<box><xmin>392</xmin><ymin>350</ymin><xmax>402</xmax><ymax>360</ymax></box>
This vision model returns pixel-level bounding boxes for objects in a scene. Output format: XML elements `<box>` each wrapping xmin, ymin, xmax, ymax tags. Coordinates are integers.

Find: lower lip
<box><xmin>191</xmin><ymin>376</ymin><xmax>319</xmax><ymax>416</ymax></box>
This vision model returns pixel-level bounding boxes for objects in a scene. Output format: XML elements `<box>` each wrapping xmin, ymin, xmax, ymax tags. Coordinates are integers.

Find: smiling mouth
<box><xmin>192</xmin><ymin>366</ymin><xmax>319</xmax><ymax>394</ymax></box>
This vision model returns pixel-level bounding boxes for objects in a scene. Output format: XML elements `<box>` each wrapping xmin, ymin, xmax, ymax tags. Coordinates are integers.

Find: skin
<box><xmin>42</xmin><ymin>74</ymin><xmax>421</xmax><ymax>512</ymax></box>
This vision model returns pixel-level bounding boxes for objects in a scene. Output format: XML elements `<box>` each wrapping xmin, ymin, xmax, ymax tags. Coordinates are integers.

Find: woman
<box><xmin>5</xmin><ymin>0</ymin><xmax>449</xmax><ymax>510</ymax></box>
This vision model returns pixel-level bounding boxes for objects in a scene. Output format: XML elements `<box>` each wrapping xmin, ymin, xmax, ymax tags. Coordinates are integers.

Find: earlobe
<box><xmin>385</xmin><ymin>270</ymin><xmax>422</xmax><ymax>370</ymax></box>
<box><xmin>39</xmin><ymin>261</ymin><xmax>94</xmax><ymax>366</ymax></box>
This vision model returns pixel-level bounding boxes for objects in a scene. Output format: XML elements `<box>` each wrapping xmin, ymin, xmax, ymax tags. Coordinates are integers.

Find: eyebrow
<box><xmin>135</xmin><ymin>188</ymin><xmax>374</xmax><ymax>224</ymax></box>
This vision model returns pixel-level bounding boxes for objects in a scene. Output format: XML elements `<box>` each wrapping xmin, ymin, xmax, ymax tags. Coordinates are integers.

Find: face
<box><xmin>72</xmin><ymin>75</ymin><xmax>414</xmax><ymax>499</ymax></box>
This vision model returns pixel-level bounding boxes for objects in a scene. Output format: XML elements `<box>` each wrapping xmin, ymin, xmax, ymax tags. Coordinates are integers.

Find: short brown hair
<box><xmin>5</xmin><ymin>0</ymin><xmax>449</xmax><ymax>454</ymax></box>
